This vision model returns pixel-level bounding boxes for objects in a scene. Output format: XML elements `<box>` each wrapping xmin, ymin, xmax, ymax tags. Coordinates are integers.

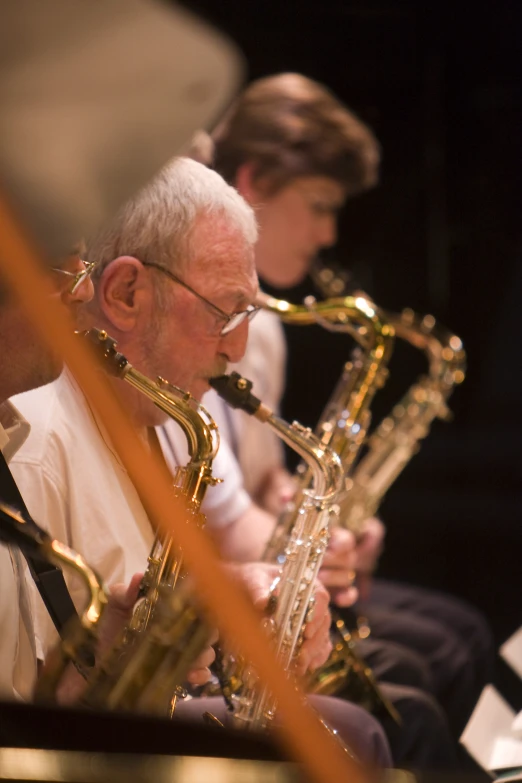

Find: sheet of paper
<box><xmin>501</xmin><ymin>627</ymin><xmax>522</xmax><ymax>681</ymax></box>
<box><xmin>491</xmin><ymin>738</ymin><xmax>522</xmax><ymax>771</ymax></box>
<box><xmin>461</xmin><ymin>685</ymin><xmax>518</xmax><ymax>771</ymax></box>
<box><xmin>512</xmin><ymin>712</ymin><xmax>522</xmax><ymax>738</ymax></box>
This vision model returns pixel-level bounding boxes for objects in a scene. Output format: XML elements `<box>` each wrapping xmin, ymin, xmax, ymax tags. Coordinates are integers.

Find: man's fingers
<box><xmin>108</xmin><ymin>572</ymin><xmax>144</xmax><ymax>612</ymax></box>
<box><xmin>197</xmin><ymin>646</ymin><xmax>216</xmax><ymax>668</ymax></box>
<box><xmin>303</xmin><ymin>606</ymin><xmax>331</xmax><ymax>639</ymax></box>
<box><xmin>329</xmin><ymin>585</ymin><xmax>359</xmax><ymax>608</ymax></box>
<box><xmin>318</xmin><ymin>566</ymin><xmax>356</xmax><ymax>589</ymax></box>
<box><xmin>186</xmin><ymin>667</ymin><xmax>212</xmax><ymax>686</ymax></box>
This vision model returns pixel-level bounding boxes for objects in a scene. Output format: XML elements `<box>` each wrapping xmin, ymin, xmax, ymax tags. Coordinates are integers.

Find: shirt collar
<box><xmin>0</xmin><ymin>401</ymin><xmax>31</xmax><ymax>463</ymax></box>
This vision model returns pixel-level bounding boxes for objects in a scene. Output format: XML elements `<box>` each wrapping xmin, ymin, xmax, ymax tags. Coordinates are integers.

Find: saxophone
<box><xmin>75</xmin><ymin>328</ymin><xmax>221</xmax><ymax>714</ymax></box>
<box><xmin>209</xmin><ymin>372</ymin><xmax>344</xmax><ymax>732</ymax></box>
<box><xmin>259</xmin><ymin>291</ymin><xmax>394</xmax><ymax>556</ymax></box>
<box><xmin>259</xmin><ymin>293</ymin><xmax>401</xmax><ymax>723</ymax></box>
<box><xmin>338</xmin><ymin>308</ymin><xmax>466</xmax><ymax>533</ymax></box>
<box><xmin>310</xmin><ymin>261</ymin><xmax>466</xmax><ymax>534</ymax></box>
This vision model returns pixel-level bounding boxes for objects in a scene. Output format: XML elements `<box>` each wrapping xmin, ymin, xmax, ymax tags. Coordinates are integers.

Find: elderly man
<box><xmin>0</xmin><ymin>248</ymin><xmax>95</xmax><ymax>701</ymax></box>
<box><xmin>10</xmin><ymin>157</ymin><xmax>392</xmax><ymax>765</ymax></box>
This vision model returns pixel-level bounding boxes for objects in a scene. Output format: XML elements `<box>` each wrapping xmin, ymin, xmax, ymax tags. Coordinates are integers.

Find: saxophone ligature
<box><xmin>209</xmin><ymin>372</ymin><xmax>345</xmax><ymax>734</ymax></box>
<box><xmin>74</xmin><ymin>327</ymin><xmax>220</xmax><ymax>715</ymax></box>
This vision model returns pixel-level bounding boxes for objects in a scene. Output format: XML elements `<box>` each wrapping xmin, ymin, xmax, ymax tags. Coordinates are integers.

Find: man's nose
<box><xmin>219</xmin><ymin>318</ymin><xmax>249</xmax><ymax>364</ymax></box>
<box><xmin>316</xmin><ymin>215</ymin><xmax>337</xmax><ymax>249</ymax></box>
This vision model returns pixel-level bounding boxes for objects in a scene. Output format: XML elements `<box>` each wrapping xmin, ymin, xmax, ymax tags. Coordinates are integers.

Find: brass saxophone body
<box><xmin>209</xmin><ymin>372</ymin><xmax>343</xmax><ymax>732</ymax></box>
<box><xmin>77</xmin><ymin>328</ymin><xmax>220</xmax><ymax>714</ymax></box>
<box><xmin>338</xmin><ymin>307</ymin><xmax>466</xmax><ymax>533</ymax></box>
<box><xmin>259</xmin><ymin>293</ymin><xmax>400</xmax><ymax>723</ymax></box>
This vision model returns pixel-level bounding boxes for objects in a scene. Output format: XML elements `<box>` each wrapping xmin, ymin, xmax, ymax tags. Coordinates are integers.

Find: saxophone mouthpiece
<box><xmin>210</xmin><ymin>372</ymin><xmax>272</xmax><ymax>421</ymax></box>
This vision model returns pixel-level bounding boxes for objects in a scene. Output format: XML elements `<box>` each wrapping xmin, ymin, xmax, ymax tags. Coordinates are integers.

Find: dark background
<box><xmin>182</xmin><ymin>0</ymin><xmax>522</xmax><ymax>694</ymax></box>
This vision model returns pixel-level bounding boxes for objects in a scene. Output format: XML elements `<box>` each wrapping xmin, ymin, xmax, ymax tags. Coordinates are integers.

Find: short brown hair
<box><xmin>212</xmin><ymin>73</ymin><xmax>380</xmax><ymax>196</ymax></box>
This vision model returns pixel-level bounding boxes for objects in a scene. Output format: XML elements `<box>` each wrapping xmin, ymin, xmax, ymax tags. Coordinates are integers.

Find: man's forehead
<box><xmin>294</xmin><ymin>177</ymin><xmax>346</xmax><ymax>204</ymax></box>
<box><xmin>190</xmin><ymin>255</ymin><xmax>258</xmax><ymax>305</ymax></box>
<box><xmin>206</xmin><ymin>270</ymin><xmax>258</xmax><ymax>305</ymax></box>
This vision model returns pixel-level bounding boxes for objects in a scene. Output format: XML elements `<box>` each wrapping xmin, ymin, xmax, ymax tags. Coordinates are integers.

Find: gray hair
<box><xmin>87</xmin><ymin>156</ymin><xmax>257</xmax><ymax>280</ymax></box>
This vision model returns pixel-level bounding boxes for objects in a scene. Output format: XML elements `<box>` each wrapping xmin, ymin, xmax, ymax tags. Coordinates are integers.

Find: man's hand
<box><xmin>53</xmin><ymin>573</ymin><xmax>142</xmax><ymax>705</ymax></box>
<box><xmin>186</xmin><ymin>635</ymin><xmax>217</xmax><ymax>686</ymax></box>
<box><xmin>318</xmin><ymin>527</ymin><xmax>359</xmax><ymax>608</ymax></box>
<box><xmin>354</xmin><ymin>516</ymin><xmax>386</xmax><ymax>600</ymax></box>
<box><xmin>257</xmin><ymin>466</ymin><xmax>297</xmax><ymax>517</ymax></box>
<box><xmin>105</xmin><ymin>575</ymin><xmax>217</xmax><ymax>688</ymax></box>
<box><xmin>355</xmin><ymin>516</ymin><xmax>386</xmax><ymax>574</ymax></box>
<box><xmin>226</xmin><ymin>562</ymin><xmax>333</xmax><ymax>676</ymax></box>
<box><xmin>295</xmin><ymin>579</ymin><xmax>332</xmax><ymax>676</ymax></box>
<box><xmin>53</xmin><ymin>573</ymin><xmax>217</xmax><ymax>703</ymax></box>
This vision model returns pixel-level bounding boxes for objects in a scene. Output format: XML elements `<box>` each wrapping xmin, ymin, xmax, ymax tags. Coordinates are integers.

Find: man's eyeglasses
<box><xmin>142</xmin><ymin>261</ymin><xmax>260</xmax><ymax>336</ymax></box>
<box><xmin>50</xmin><ymin>260</ymin><xmax>97</xmax><ymax>295</ymax></box>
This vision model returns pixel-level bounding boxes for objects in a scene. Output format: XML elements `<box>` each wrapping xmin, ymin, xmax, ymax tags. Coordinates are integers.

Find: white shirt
<box><xmin>10</xmin><ymin>370</ymin><xmax>250</xmax><ymax>657</ymax></box>
<box><xmin>203</xmin><ymin>308</ymin><xmax>286</xmax><ymax>499</ymax></box>
<box><xmin>0</xmin><ymin>401</ymin><xmax>37</xmax><ymax>701</ymax></box>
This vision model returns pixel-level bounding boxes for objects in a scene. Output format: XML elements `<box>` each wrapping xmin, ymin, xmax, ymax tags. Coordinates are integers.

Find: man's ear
<box><xmin>97</xmin><ymin>257</ymin><xmax>150</xmax><ymax>332</ymax></box>
<box><xmin>235</xmin><ymin>162</ymin><xmax>267</xmax><ymax>204</ymax></box>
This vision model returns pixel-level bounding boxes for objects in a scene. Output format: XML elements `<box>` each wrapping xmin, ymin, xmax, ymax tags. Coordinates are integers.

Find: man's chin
<box><xmin>25</xmin><ymin>356</ymin><xmax>64</xmax><ymax>395</ymax></box>
<box><xmin>190</xmin><ymin>379</ymin><xmax>210</xmax><ymax>402</ymax></box>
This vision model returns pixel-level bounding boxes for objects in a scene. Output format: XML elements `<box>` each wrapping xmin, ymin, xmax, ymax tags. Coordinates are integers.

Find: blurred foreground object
<box><xmin>0</xmin><ymin>0</ymin><xmax>243</xmax><ymax>255</ymax></box>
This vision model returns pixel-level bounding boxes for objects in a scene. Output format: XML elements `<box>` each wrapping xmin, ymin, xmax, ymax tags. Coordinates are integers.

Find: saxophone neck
<box><xmin>387</xmin><ymin>308</ymin><xmax>466</xmax><ymax>394</ymax></box>
<box><xmin>209</xmin><ymin>372</ymin><xmax>343</xmax><ymax>503</ymax></box>
<box><xmin>0</xmin><ymin>503</ymin><xmax>107</xmax><ymax>696</ymax></box>
<box><xmin>268</xmin><ymin>415</ymin><xmax>343</xmax><ymax>504</ymax></box>
<box><xmin>45</xmin><ymin>539</ymin><xmax>107</xmax><ymax>633</ymax></box>
<box><xmin>0</xmin><ymin>502</ymin><xmax>107</xmax><ymax>636</ymax></box>
<box><xmin>258</xmin><ymin>290</ymin><xmax>394</xmax><ymax>357</ymax></box>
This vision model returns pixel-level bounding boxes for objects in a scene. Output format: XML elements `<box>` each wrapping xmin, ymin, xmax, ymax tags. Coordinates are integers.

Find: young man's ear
<box><xmin>235</xmin><ymin>162</ymin><xmax>268</xmax><ymax>204</ymax></box>
<box><xmin>97</xmin><ymin>256</ymin><xmax>149</xmax><ymax>332</ymax></box>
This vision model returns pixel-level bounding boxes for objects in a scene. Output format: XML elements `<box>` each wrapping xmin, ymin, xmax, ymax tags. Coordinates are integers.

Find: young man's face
<box><xmin>252</xmin><ymin>176</ymin><xmax>346</xmax><ymax>289</ymax></box>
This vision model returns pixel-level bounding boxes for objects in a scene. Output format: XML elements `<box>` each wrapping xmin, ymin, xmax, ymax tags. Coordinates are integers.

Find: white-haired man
<box><xmin>10</xmin><ymin>157</ymin><xmax>392</xmax><ymax>765</ymax></box>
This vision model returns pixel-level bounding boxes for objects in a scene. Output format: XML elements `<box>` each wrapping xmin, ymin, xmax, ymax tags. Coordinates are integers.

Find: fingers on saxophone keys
<box><xmin>308</xmin><ymin>637</ymin><xmax>333</xmax><ymax>672</ymax></box>
<box><xmin>318</xmin><ymin>566</ymin><xmax>357</xmax><ymax>589</ymax></box>
<box><xmin>303</xmin><ymin>604</ymin><xmax>331</xmax><ymax>639</ymax></box>
<box><xmin>329</xmin><ymin>584</ymin><xmax>359</xmax><ymax>608</ymax></box>
<box><xmin>186</xmin><ymin>667</ymin><xmax>213</xmax><ymax>686</ymax></box>
<box><xmin>186</xmin><ymin>645</ymin><xmax>217</xmax><ymax>685</ymax></box>
<box><xmin>296</xmin><ymin>633</ymin><xmax>333</xmax><ymax>675</ymax></box>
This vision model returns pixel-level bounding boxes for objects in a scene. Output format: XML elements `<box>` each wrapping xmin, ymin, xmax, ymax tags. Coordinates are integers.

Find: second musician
<box><xmin>197</xmin><ymin>72</ymin><xmax>492</xmax><ymax>764</ymax></box>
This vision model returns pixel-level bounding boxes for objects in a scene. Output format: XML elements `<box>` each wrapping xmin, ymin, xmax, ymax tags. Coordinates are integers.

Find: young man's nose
<box><xmin>316</xmin><ymin>215</ymin><xmax>337</xmax><ymax>249</ymax></box>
